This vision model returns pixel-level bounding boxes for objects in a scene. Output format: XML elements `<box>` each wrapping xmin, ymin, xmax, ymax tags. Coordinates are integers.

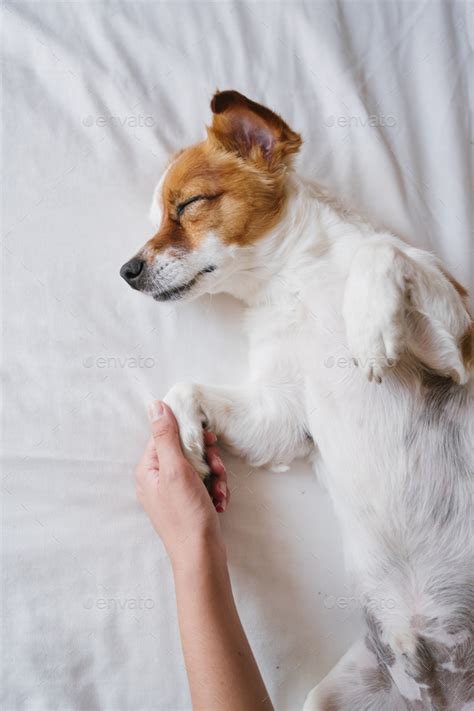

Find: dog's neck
<box><xmin>216</xmin><ymin>174</ymin><xmax>353</xmax><ymax>308</ymax></box>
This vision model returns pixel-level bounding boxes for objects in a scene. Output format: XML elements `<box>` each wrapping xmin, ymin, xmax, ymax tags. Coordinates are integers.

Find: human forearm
<box><xmin>137</xmin><ymin>403</ymin><xmax>272</xmax><ymax>710</ymax></box>
<box><xmin>173</xmin><ymin>537</ymin><xmax>274</xmax><ymax>711</ymax></box>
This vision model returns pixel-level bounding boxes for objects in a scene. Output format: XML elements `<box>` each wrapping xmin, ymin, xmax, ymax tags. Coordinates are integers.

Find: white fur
<box><xmin>149</xmin><ymin>166</ymin><xmax>168</xmax><ymax>228</ymax></box>
<box><xmin>154</xmin><ymin>172</ymin><xmax>473</xmax><ymax>709</ymax></box>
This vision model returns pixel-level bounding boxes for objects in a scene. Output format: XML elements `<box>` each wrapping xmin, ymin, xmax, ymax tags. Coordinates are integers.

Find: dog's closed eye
<box><xmin>175</xmin><ymin>193</ymin><xmax>222</xmax><ymax>221</ymax></box>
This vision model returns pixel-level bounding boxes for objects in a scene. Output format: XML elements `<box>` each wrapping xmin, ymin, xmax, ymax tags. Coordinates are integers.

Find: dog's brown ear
<box><xmin>208</xmin><ymin>90</ymin><xmax>302</xmax><ymax>168</ymax></box>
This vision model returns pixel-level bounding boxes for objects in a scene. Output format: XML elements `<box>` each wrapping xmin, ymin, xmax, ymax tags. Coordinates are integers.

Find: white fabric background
<box><xmin>2</xmin><ymin>1</ymin><xmax>472</xmax><ymax>709</ymax></box>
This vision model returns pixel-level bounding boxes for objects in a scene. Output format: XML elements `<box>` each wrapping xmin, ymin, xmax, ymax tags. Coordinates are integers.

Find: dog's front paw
<box><xmin>163</xmin><ymin>382</ymin><xmax>210</xmax><ymax>478</ymax></box>
<box><xmin>343</xmin><ymin>243</ymin><xmax>406</xmax><ymax>383</ymax></box>
<box><xmin>347</xmin><ymin>325</ymin><xmax>401</xmax><ymax>383</ymax></box>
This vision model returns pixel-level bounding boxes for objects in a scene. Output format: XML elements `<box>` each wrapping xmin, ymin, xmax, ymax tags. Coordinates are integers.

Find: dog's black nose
<box><xmin>120</xmin><ymin>258</ymin><xmax>144</xmax><ymax>286</ymax></box>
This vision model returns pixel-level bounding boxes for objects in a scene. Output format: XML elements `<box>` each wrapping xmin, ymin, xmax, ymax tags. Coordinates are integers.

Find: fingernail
<box><xmin>216</xmin><ymin>502</ymin><xmax>226</xmax><ymax>513</ymax></box>
<box><xmin>217</xmin><ymin>481</ymin><xmax>227</xmax><ymax>499</ymax></box>
<box><xmin>215</xmin><ymin>456</ymin><xmax>225</xmax><ymax>472</ymax></box>
<box><xmin>147</xmin><ymin>401</ymin><xmax>164</xmax><ymax>422</ymax></box>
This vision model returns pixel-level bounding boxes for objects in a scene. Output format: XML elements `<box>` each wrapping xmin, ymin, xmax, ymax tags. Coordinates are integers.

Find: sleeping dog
<box><xmin>121</xmin><ymin>91</ymin><xmax>473</xmax><ymax>710</ymax></box>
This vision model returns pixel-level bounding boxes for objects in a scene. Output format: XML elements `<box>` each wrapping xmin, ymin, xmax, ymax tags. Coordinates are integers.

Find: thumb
<box><xmin>147</xmin><ymin>401</ymin><xmax>185</xmax><ymax>471</ymax></box>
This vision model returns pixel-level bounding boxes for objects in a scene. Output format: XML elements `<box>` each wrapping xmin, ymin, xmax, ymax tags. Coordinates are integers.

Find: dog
<box><xmin>121</xmin><ymin>91</ymin><xmax>473</xmax><ymax>710</ymax></box>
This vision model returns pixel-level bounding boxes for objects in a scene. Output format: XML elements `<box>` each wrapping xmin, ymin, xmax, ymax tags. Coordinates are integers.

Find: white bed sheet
<box><xmin>2</xmin><ymin>1</ymin><xmax>472</xmax><ymax>709</ymax></box>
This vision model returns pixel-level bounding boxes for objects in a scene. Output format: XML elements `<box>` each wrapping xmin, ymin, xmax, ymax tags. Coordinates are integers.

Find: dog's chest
<box><xmin>245</xmin><ymin>286</ymin><xmax>360</xmax><ymax>415</ymax></box>
<box><xmin>246</xmin><ymin>286</ymin><xmax>402</xmax><ymax>479</ymax></box>
<box><xmin>245</xmin><ymin>293</ymin><xmax>318</xmax><ymax>374</ymax></box>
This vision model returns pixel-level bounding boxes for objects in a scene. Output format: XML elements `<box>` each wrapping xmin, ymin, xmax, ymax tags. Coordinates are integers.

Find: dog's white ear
<box><xmin>208</xmin><ymin>90</ymin><xmax>302</xmax><ymax>167</ymax></box>
<box><xmin>405</xmin><ymin>249</ymin><xmax>473</xmax><ymax>383</ymax></box>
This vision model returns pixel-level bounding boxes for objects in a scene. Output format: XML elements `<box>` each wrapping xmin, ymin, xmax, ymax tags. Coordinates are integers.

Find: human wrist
<box><xmin>170</xmin><ymin>528</ymin><xmax>228</xmax><ymax>580</ymax></box>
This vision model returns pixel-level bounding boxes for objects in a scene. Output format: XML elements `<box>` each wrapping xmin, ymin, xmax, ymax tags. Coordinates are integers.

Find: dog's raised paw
<box><xmin>344</xmin><ymin>296</ymin><xmax>405</xmax><ymax>383</ymax></box>
<box><xmin>343</xmin><ymin>242</ymin><xmax>407</xmax><ymax>383</ymax></box>
<box><xmin>351</xmin><ymin>332</ymin><xmax>400</xmax><ymax>383</ymax></box>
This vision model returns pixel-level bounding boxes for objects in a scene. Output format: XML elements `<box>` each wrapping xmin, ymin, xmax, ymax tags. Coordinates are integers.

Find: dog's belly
<box><xmin>305</xmin><ymin>367</ymin><xmax>472</xmax><ymax>564</ymax></box>
<box><xmin>304</xmin><ymin>362</ymin><xmax>473</xmax><ymax>694</ymax></box>
<box><xmin>303</xmin><ymin>364</ymin><xmax>473</xmax><ymax>707</ymax></box>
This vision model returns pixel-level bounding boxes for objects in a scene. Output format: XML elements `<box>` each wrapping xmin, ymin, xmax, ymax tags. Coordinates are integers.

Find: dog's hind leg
<box><xmin>303</xmin><ymin>639</ymin><xmax>406</xmax><ymax>711</ymax></box>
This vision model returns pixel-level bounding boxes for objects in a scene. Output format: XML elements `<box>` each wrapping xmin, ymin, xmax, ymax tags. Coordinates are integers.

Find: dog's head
<box><xmin>120</xmin><ymin>90</ymin><xmax>301</xmax><ymax>301</ymax></box>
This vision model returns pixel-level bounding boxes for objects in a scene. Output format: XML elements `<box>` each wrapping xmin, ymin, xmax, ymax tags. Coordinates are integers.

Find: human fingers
<box><xmin>148</xmin><ymin>401</ymin><xmax>187</xmax><ymax>476</ymax></box>
<box><xmin>206</xmin><ymin>443</ymin><xmax>229</xmax><ymax>512</ymax></box>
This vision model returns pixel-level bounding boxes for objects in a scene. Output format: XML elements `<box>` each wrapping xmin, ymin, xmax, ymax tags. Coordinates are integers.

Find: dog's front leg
<box><xmin>343</xmin><ymin>237</ymin><xmax>471</xmax><ymax>383</ymax></box>
<box><xmin>164</xmin><ymin>382</ymin><xmax>312</xmax><ymax>478</ymax></box>
<box><xmin>342</xmin><ymin>239</ymin><xmax>406</xmax><ymax>383</ymax></box>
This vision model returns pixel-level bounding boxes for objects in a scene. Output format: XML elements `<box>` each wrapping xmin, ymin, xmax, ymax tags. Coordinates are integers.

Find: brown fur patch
<box><xmin>442</xmin><ymin>269</ymin><xmax>469</xmax><ymax>301</ymax></box>
<box><xmin>144</xmin><ymin>91</ymin><xmax>301</xmax><ymax>258</ymax></box>
<box><xmin>145</xmin><ymin>140</ymin><xmax>290</xmax><ymax>256</ymax></box>
<box><xmin>441</xmin><ymin>267</ymin><xmax>474</xmax><ymax>373</ymax></box>
<box><xmin>460</xmin><ymin>325</ymin><xmax>474</xmax><ymax>371</ymax></box>
<box><xmin>320</xmin><ymin>690</ymin><xmax>343</xmax><ymax>711</ymax></box>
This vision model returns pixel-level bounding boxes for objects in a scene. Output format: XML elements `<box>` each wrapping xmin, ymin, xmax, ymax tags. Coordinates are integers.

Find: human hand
<box><xmin>135</xmin><ymin>401</ymin><xmax>229</xmax><ymax>565</ymax></box>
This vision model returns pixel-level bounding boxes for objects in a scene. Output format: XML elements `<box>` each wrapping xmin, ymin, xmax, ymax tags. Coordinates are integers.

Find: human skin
<box><xmin>134</xmin><ymin>401</ymin><xmax>274</xmax><ymax>711</ymax></box>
